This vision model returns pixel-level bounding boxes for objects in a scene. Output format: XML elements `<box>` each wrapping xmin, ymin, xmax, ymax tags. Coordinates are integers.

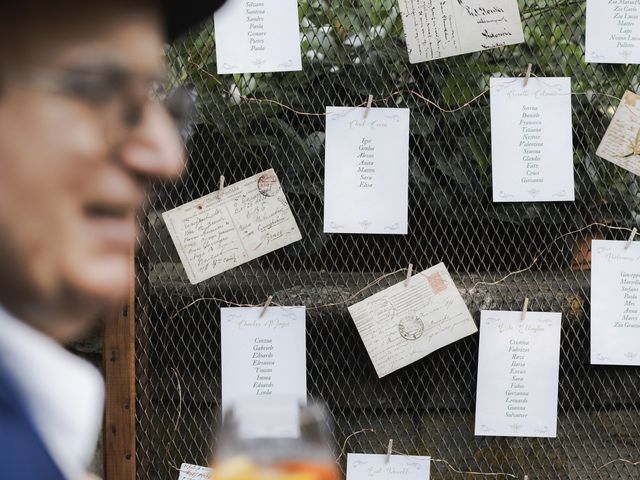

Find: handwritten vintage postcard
<box><xmin>475</xmin><ymin>310</ymin><xmax>561</xmax><ymax>438</ymax></box>
<box><xmin>596</xmin><ymin>91</ymin><xmax>640</xmax><ymax>176</ymax></box>
<box><xmin>586</xmin><ymin>0</ymin><xmax>640</xmax><ymax>64</ymax></box>
<box><xmin>214</xmin><ymin>0</ymin><xmax>302</xmax><ymax>74</ymax></box>
<box><xmin>178</xmin><ymin>464</ymin><xmax>213</xmax><ymax>480</ymax></box>
<box><xmin>348</xmin><ymin>263</ymin><xmax>477</xmax><ymax>377</ymax></box>
<box><xmin>324</xmin><ymin>107</ymin><xmax>410</xmax><ymax>234</ymax></box>
<box><xmin>220</xmin><ymin>307</ymin><xmax>306</xmax><ymax>414</ymax></box>
<box><xmin>398</xmin><ymin>0</ymin><xmax>524</xmax><ymax>63</ymax></box>
<box><xmin>490</xmin><ymin>77</ymin><xmax>574</xmax><ymax>202</ymax></box>
<box><xmin>347</xmin><ymin>454</ymin><xmax>430</xmax><ymax>480</ymax></box>
<box><xmin>591</xmin><ymin>240</ymin><xmax>640</xmax><ymax>366</ymax></box>
<box><xmin>162</xmin><ymin>169</ymin><xmax>302</xmax><ymax>284</ymax></box>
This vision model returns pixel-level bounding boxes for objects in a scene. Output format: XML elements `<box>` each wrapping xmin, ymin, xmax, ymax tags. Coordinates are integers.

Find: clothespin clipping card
<box><xmin>405</xmin><ymin>264</ymin><xmax>413</xmax><ymax>287</ymax></box>
<box><xmin>218</xmin><ymin>175</ymin><xmax>225</xmax><ymax>199</ymax></box>
<box><xmin>386</xmin><ymin>439</ymin><xmax>393</xmax><ymax>463</ymax></box>
<box><xmin>523</xmin><ymin>63</ymin><xmax>532</xmax><ymax>87</ymax></box>
<box><xmin>259</xmin><ymin>295</ymin><xmax>273</xmax><ymax>318</ymax></box>
<box><xmin>521</xmin><ymin>298</ymin><xmax>529</xmax><ymax>321</ymax></box>
<box><xmin>364</xmin><ymin>94</ymin><xmax>374</xmax><ymax>118</ymax></box>
<box><xmin>625</xmin><ymin>227</ymin><xmax>637</xmax><ymax>250</ymax></box>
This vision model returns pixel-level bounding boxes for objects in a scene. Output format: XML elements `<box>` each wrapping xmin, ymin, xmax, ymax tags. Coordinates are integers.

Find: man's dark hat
<box><xmin>163</xmin><ymin>0</ymin><xmax>228</xmax><ymax>41</ymax></box>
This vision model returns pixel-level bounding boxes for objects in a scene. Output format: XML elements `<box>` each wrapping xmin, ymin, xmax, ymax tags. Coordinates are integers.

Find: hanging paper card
<box><xmin>347</xmin><ymin>454</ymin><xmax>430</xmax><ymax>480</ymax></box>
<box><xmin>591</xmin><ymin>239</ymin><xmax>640</xmax><ymax>365</ymax></box>
<box><xmin>586</xmin><ymin>0</ymin><xmax>640</xmax><ymax>64</ymax></box>
<box><xmin>398</xmin><ymin>0</ymin><xmax>524</xmax><ymax>63</ymax></box>
<box><xmin>324</xmin><ymin>107</ymin><xmax>410</xmax><ymax>234</ymax></box>
<box><xmin>162</xmin><ymin>169</ymin><xmax>301</xmax><ymax>284</ymax></box>
<box><xmin>214</xmin><ymin>0</ymin><xmax>302</xmax><ymax>74</ymax></box>
<box><xmin>475</xmin><ymin>310</ymin><xmax>561</xmax><ymax>438</ymax></box>
<box><xmin>348</xmin><ymin>263</ymin><xmax>477</xmax><ymax>377</ymax></box>
<box><xmin>490</xmin><ymin>77</ymin><xmax>574</xmax><ymax>202</ymax></box>
<box><xmin>178</xmin><ymin>464</ymin><xmax>213</xmax><ymax>480</ymax></box>
<box><xmin>220</xmin><ymin>307</ymin><xmax>306</xmax><ymax>413</ymax></box>
<box><xmin>596</xmin><ymin>91</ymin><xmax>640</xmax><ymax>176</ymax></box>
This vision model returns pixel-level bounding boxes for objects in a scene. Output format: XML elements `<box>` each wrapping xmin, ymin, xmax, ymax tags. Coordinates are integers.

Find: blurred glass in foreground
<box><xmin>213</xmin><ymin>397</ymin><xmax>340</xmax><ymax>480</ymax></box>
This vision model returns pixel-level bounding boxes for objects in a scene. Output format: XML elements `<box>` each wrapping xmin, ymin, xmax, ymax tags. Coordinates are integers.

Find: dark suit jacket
<box><xmin>0</xmin><ymin>360</ymin><xmax>66</xmax><ymax>479</ymax></box>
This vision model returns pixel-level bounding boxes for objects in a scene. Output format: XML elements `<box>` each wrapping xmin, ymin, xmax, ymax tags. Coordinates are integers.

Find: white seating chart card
<box><xmin>214</xmin><ymin>0</ymin><xmax>302</xmax><ymax>74</ymax></box>
<box><xmin>398</xmin><ymin>0</ymin><xmax>524</xmax><ymax>63</ymax></box>
<box><xmin>348</xmin><ymin>263</ymin><xmax>477</xmax><ymax>377</ymax></box>
<box><xmin>347</xmin><ymin>454</ymin><xmax>430</xmax><ymax>480</ymax></box>
<box><xmin>178</xmin><ymin>464</ymin><xmax>212</xmax><ymax>480</ymax></box>
<box><xmin>490</xmin><ymin>77</ymin><xmax>574</xmax><ymax>202</ymax></box>
<box><xmin>586</xmin><ymin>0</ymin><xmax>640</xmax><ymax>64</ymax></box>
<box><xmin>162</xmin><ymin>169</ymin><xmax>301</xmax><ymax>284</ymax></box>
<box><xmin>591</xmin><ymin>239</ymin><xmax>640</xmax><ymax>365</ymax></box>
<box><xmin>596</xmin><ymin>91</ymin><xmax>640</xmax><ymax>176</ymax></box>
<box><xmin>475</xmin><ymin>310</ymin><xmax>562</xmax><ymax>438</ymax></box>
<box><xmin>221</xmin><ymin>307</ymin><xmax>306</xmax><ymax>412</ymax></box>
<box><xmin>324</xmin><ymin>107</ymin><xmax>410</xmax><ymax>234</ymax></box>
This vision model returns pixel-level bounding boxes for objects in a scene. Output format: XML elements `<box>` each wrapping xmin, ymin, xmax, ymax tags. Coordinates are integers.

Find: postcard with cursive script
<box><xmin>324</xmin><ymin>107</ymin><xmax>410</xmax><ymax>234</ymax></box>
<box><xmin>490</xmin><ymin>77</ymin><xmax>574</xmax><ymax>202</ymax></box>
<box><xmin>586</xmin><ymin>0</ymin><xmax>640</xmax><ymax>64</ymax></box>
<box><xmin>347</xmin><ymin>454</ymin><xmax>430</xmax><ymax>480</ymax></box>
<box><xmin>178</xmin><ymin>464</ymin><xmax>213</xmax><ymax>480</ymax></box>
<box><xmin>214</xmin><ymin>0</ymin><xmax>302</xmax><ymax>74</ymax></box>
<box><xmin>220</xmin><ymin>307</ymin><xmax>306</xmax><ymax>414</ymax></box>
<box><xmin>162</xmin><ymin>169</ymin><xmax>302</xmax><ymax>284</ymax></box>
<box><xmin>475</xmin><ymin>310</ymin><xmax>561</xmax><ymax>438</ymax></box>
<box><xmin>398</xmin><ymin>0</ymin><xmax>524</xmax><ymax>63</ymax></box>
<box><xmin>591</xmin><ymin>240</ymin><xmax>640</xmax><ymax>365</ymax></box>
<box><xmin>347</xmin><ymin>263</ymin><xmax>477</xmax><ymax>378</ymax></box>
<box><xmin>596</xmin><ymin>91</ymin><xmax>640</xmax><ymax>176</ymax></box>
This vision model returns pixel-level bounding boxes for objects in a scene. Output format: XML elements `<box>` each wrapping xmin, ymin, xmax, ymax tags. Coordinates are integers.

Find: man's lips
<box><xmin>83</xmin><ymin>202</ymin><xmax>139</xmax><ymax>249</ymax></box>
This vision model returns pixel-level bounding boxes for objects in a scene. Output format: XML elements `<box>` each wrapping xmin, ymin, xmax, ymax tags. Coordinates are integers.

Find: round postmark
<box><xmin>399</xmin><ymin>313</ymin><xmax>424</xmax><ymax>341</ymax></box>
<box><xmin>257</xmin><ymin>172</ymin><xmax>280</xmax><ymax>197</ymax></box>
<box><xmin>370</xmin><ymin>298</ymin><xmax>396</xmax><ymax>324</ymax></box>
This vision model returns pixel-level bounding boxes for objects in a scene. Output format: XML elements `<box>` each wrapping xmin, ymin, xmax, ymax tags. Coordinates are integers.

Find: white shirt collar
<box><xmin>0</xmin><ymin>306</ymin><xmax>104</xmax><ymax>480</ymax></box>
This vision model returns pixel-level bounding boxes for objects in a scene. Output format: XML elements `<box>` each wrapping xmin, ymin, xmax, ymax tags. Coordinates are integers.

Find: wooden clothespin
<box><xmin>625</xmin><ymin>227</ymin><xmax>638</xmax><ymax>250</ymax></box>
<box><xmin>405</xmin><ymin>263</ymin><xmax>413</xmax><ymax>287</ymax></box>
<box><xmin>523</xmin><ymin>63</ymin><xmax>533</xmax><ymax>87</ymax></box>
<box><xmin>524</xmin><ymin>476</ymin><xmax>529</xmax><ymax>480</ymax></box>
<box><xmin>218</xmin><ymin>175</ymin><xmax>225</xmax><ymax>199</ymax></box>
<box><xmin>259</xmin><ymin>295</ymin><xmax>273</xmax><ymax>318</ymax></box>
<box><xmin>386</xmin><ymin>439</ymin><xmax>393</xmax><ymax>463</ymax></box>
<box><xmin>521</xmin><ymin>298</ymin><xmax>529</xmax><ymax>321</ymax></box>
<box><xmin>364</xmin><ymin>94</ymin><xmax>374</xmax><ymax>118</ymax></box>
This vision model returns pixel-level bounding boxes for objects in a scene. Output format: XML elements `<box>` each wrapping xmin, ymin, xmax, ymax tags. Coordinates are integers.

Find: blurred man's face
<box><xmin>0</xmin><ymin>3</ymin><xmax>185</xmax><ymax>340</ymax></box>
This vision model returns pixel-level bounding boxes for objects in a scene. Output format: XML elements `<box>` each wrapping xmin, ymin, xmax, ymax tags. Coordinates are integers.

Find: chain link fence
<box><xmin>135</xmin><ymin>1</ymin><xmax>640</xmax><ymax>478</ymax></box>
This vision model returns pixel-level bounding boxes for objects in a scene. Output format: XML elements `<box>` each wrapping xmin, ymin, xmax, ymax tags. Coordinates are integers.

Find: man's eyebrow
<box><xmin>58</xmin><ymin>57</ymin><xmax>167</xmax><ymax>80</ymax></box>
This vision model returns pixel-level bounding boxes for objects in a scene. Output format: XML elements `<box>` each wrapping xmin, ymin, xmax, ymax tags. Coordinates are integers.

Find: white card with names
<box><xmin>347</xmin><ymin>454</ymin><xmax>430</xmax><ymax>480</ymax></box>
<box><xmin>475</xmin><ymin>310</ymin><xmax>561</xmax><ymax>438</ymax></box>
<box><xmin>214</xmin><ymin>0</ymin><xmax>302</xmax><ymax>74</ymax></box>
<box><xmin>591</xmin><ymin>239</ymin><xmax>640</xmax><ymax>365</ymax></box>
<box><xmin>586</xmin><ymin>0</ymin><xmax>640</xmax><ymax>64</ymax></box>
<box><xmin>221</xmin><ymin>307</ymin><xmax>306</xmax><ymax>413</ymax></box>
<box><xmin>162</xmin><ymin>169</ymin><xmax>301</xmax><ymax>284</ymax></box>
<box><xmin>596</xmin><ymin>91</ymin><xmax>640</xmax><ymax>176</ymax></box>
<box><xmin>490</xmin><ymin>77</ymin><xmax>574</xmax><ymax>202</ymax></box>
<box><xmin>398</xmin><ymin>0</ymin><xmax>524</xmax><ymax>63</ymax></box>
<box><xmin>178</xmin><ymin>464</ymin><xmax>212</xmax><ymax>480</ymax></box>
<box><xmin>348</xmin><ymin>263</ymin><xmax>477</xmax><ymax>377</ymax></box>
<box><xmin>324</xmin><ymin>107</ymin><xmax>410</xmax><ymax>234</ymax></box>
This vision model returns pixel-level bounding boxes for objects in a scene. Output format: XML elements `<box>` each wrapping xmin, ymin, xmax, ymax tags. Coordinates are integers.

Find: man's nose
<box><xmin>118</xmin><ymin>102</ymin><xmax>186</xmax><ymax>181</ymax></box>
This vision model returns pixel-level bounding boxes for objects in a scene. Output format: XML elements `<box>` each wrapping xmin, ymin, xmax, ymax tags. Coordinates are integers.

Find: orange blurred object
<box><xmin>214</xmin><ymin>457</ymin><xmax>340</xmax><ymax>480</ymax></box>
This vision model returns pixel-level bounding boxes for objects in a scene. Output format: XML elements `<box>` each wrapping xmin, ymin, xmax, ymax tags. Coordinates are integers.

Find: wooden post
<box><xmin>103</xmin><ymin>252</ymin><xmax>136</xmax><ymax>480</ymax></box>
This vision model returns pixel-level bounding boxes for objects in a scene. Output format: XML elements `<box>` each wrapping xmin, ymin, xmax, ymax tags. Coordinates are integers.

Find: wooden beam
<box><xmin>103</xmin><ymin>252</ymin><xmax>136</xmax><ymax>480</ymax></box>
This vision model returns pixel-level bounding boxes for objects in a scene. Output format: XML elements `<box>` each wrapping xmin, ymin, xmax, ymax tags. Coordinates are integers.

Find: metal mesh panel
<box><xmin>135</xmin><ymin>1</ymin><xmax>640</xmax><ymax>478</ymax></box>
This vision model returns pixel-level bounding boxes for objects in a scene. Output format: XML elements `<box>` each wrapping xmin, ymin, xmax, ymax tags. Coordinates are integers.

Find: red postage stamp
<box><xmin>427</xmin><ymin>272</ymin><xmax>447</xmax><ymax>294</ymax></box>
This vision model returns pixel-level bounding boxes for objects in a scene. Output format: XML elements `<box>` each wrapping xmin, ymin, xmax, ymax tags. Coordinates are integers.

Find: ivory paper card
<box><xmin>490</xmin><ymin>77</ymin><xmax>574</xmax><ymax>202</ymax></box>
<box><xmin>591</xmin><ymin>239</ymin><xmax>640</xmax><ymax>365</ymax></box>
<box><xmin>324</xmin><ymin>107</ymin><xmax>410</xmax><ymax>234</ymax></box>
<box><xmin>398</xmin><ymin>0</ymin><xmax>524</xmax><ymax>63</ymax></box>
<box><xmin>178</xmin><ymin>464</ymin><xmax>212</xmax><ymax>480</ymax></box>
<box><xmin>214</xmin><ymin>0</ymin><xmax>302</xmax><ymax>74</ymax></box>
<box><xmin>347</xmin><ymin>454</ymin><xmax>430</xmax><ymax>480</ymax></box>
<box><xmin>475</xmin><ymin>310</ymin><xmax>561</xmax><ymax>438</ymax></box>
<box><xmin>348</xmin><ymin>263</ymin><xmax>477</xmax><ymax>377</ymax></box>
<box><xmin>586</xmin><ymin>0</ymin><xmax>640</xmax><ymax>64</ymax></box>
<box><xmin>163</xmin><ymin>169</ymin><xmax>302</xmax><ymax>284</ymax></box>
<box><xmin>221</xmin><ymin>307</ymin><xmax>306</xmax><ymax>413</ymax></box>
<box><xmin>596</xmin><ymin>91</ymin><xmax>640</xmax><ymax>176</ymax></box>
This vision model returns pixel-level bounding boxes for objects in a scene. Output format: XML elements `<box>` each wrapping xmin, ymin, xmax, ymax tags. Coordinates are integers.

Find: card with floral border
<box><xmin>586</xmin><ymin>0</ymin><xmax>640</xmax><ymax>65</ymax></box>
